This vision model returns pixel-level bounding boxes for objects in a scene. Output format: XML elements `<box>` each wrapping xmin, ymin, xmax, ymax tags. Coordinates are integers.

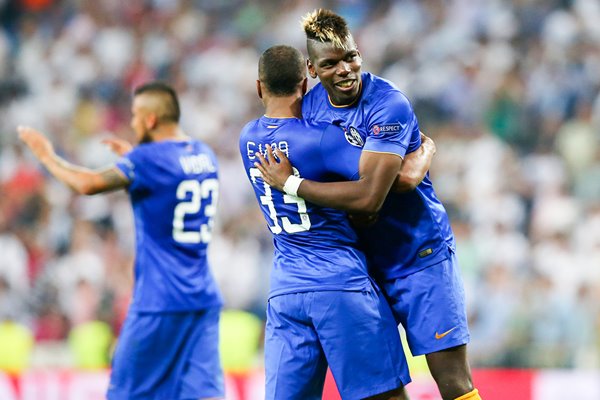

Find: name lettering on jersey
<box><xmin>344</xmin><ymin>126</ymin><xmax>364</xmax><ymax>147</ymax></box>
<box><xmin>372</xmin><ymin>123</ymin><xmax>403</xmax><ymax>135</ymax></box>
<box><xmin>246</xmin><ymin>141</ymin><xmax>289</xmax><ymax>160</ymax></box>
<box><xmin>179</xmin><ymin>154</ymin><xmax>216</xmax><ymax>174</ymax></box>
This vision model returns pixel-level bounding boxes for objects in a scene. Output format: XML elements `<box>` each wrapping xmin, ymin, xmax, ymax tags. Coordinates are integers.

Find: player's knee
<box><xmin>434</xmin><ymin>374</ymin><xmax>474</xmax><ymax>400</ymax></box>
<box><xmin>430</xmin><ymin>367</ymin><xmax>475</xmax><ymax>400</ymax></box>
<box><xmin>426</xmin><ymin>349</ymin><xmax>474</xmax><ymax>400</ymax></box>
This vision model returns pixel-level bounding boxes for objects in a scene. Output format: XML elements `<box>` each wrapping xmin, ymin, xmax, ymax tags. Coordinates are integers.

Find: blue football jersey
<box><xmin>303</xmin><ymin>72</ymin><xmax>455</xmax><ymax>280</ymax></box>
<box><xmin>239</xmin><ymin>116</ymin><xmax>372</xmax><ymax>298</ymax></box>
<box><xmin>115</xmin><ymin>140</ymin><xmax>223</xmax><ymax>312</ymax></box>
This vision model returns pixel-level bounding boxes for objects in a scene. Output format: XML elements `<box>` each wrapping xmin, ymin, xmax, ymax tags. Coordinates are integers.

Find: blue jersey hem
<box><xmin>128</xmin><ymin>298</ymin><xmax>223</xmax><ymax>313</ymax></box>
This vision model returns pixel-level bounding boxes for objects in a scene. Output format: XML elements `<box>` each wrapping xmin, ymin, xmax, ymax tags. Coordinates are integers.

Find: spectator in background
<box><xmin>219</xmin><ymin>309</ymin><xmax>263</xmax><ymax>400</ymax></box>
<box><xmin>0</xmin><ymin>215</ymin><xmax>29</xmax><ymax>301</ymax></box>
<box><xmin>0</xmin><ymin>276</ymin><xmax>34</xmax><ymax>376</ymax></box>
<box><xmin>68</xmin><ymin>318</ymin><xmax>114</xmax><ymax>371</ymax></box>
<box><xmin>0</xmin><ymin>313</ymin><xmax>34</xmax><ymax>376</ymax></box>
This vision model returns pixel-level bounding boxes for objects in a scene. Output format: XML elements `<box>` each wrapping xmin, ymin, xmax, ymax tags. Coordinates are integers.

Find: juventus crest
<box><xmin>344</xmin><ymin>126</ymin><xmax>364</xmax><ymax>147</ymax></box>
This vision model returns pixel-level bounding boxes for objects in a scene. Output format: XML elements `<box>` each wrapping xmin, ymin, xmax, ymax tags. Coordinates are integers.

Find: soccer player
<box><xmin>255</xmin><ymin>9</ymin><xmax>481</xmax><ymax>400</ymax></box>
<box><xmin>19</xmin><ymin>82</ymin><xmax>224</xmax><ymax>400</ymax></box>
<box><xmin>239</xmin><ymin>44</ymin><xmax>412</xmax><ymax>400</ymax></box>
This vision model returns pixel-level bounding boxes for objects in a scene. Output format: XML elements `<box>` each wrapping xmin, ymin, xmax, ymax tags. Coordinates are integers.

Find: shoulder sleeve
<box><xmin>320</xmin><ymin>124</ymin><xmax>361</xmax><ymax>181</ymax></box>
<box><xmin>115</xmin><ymin>147</ymin><xmax>144</xmax><ymax>190</ymax></box>
<box><xmin>363</xmin><ymin>90</ymin><xmax>420</xmax><ymax>158</ymax></box>
<box><xmin>115</xmin><ymin>150</ymin><xmax>136</xmax><ymax>182</ymax></box>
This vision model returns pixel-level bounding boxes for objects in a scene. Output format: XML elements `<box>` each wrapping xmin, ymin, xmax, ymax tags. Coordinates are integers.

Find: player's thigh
<box><xmin>383</xmin><ymin>253</ymin><xmax>470</xmax><ymax>356</ymax></box>
<box><xmin>178</xmin><ymin>307</ymin><xmax>224</xmax><ymax>400</ymax></box>
<box><xmin>108</xmin><ymin>311</ymin><xmax>179</xmax><ymax>399</ymax></box>
<box><xmin>108</xmin><ymin>310</ymin><xmax>222</xmax><ymax>400</ymax></box>
<box><xmin>312</xmin><ymin>288</ymin><xmax>410</xmax><ymax>400</ymax></box>
<box><xmin>108</xmin><ymin>311</ymin><xmax>161</xmax><ymax>399</ymax></box>
<box><xmin>265</xmin><ymin>293</ymin><xmax>328</xmax><ymax>400</ymax></box>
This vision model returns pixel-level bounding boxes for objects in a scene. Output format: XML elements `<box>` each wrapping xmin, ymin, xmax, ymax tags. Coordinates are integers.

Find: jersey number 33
<box><xmin>249</xmin><ymin>168</ymin><xmax>311</xmax><ymax>234</ymax></box>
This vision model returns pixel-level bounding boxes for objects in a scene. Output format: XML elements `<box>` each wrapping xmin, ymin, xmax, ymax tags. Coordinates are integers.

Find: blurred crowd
<box><xmin>0</xmin><ymin>0</ymin><xmax>599</xmax><ymax>373</ymax></box>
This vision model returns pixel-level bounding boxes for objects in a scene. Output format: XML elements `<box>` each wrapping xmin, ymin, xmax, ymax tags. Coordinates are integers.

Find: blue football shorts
<box><xmin>107</xmin><ymin>306</ymin><xmax>224</xmax><ymax>400</ymax></box>
<box><xmin>264</xmin><ymin>285</ymin><xmax>410</xmax><ymax>400</ymax></box>
<box><xmin>382</xmin><ymin>250</ymin><xmax>470</xmax><ymax>356</ymax></box>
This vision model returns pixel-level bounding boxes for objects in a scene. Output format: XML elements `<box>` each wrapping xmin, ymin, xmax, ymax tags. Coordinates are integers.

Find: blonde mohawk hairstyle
<box><xmin>302</xmin><ymin>9</ymin><xmax>352</xmax><ymax>49</ymax></box>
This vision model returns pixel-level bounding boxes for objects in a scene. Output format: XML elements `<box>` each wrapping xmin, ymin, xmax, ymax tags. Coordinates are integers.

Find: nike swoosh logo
<box><xmin>435</xmin><ymin>327</ymin><xmax>457</xmax><ymax>340</ymax></box>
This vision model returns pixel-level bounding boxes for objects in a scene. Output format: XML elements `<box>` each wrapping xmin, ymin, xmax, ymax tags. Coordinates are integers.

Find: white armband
<box><xmin>282</xmin><ymin>175</ymin><xmax>304</xmax><ymax>197</ymax></box>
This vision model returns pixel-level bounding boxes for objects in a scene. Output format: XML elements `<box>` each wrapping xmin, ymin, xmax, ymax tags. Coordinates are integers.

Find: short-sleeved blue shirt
<box><xmin>239</xmin><ymin>116</ymin><xmax>372</xmax><ymax>298</ymax></box>
<box><xmin>303</xmin><ymin>72</ymin><xmax>455</xmax><ymax>279</ymax></box>
<box><xmin>115</xmin><ymin>140</ymin><xmax>222</xmax><ymax>312</ymax></box>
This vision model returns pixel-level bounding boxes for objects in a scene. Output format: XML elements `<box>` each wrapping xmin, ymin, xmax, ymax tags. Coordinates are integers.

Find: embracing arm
<box><xmin>18</xmin><ymin>126</ymin><xmax>129</xmax><ymax>195</ymax></box>
<box><xmin>300</xmin><ymin>150</ymin><xmax>400</xmax><ymax>213</ymax></box>
<box><xmin>255</xmin><ymin>145</ymin><xmax>401</xmax><ymax>214</ymax></box>
<box><xmin>255</xmin><ymin>133</ymin><xmax>436</xmax><ymax>213</ymax></box>
<box><xmin>392</xmin><ymin>132</ymin><xmax>436</xmax><ymax>192</ymax></box>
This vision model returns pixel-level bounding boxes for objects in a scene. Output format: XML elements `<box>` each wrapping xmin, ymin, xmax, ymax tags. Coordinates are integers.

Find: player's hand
<box><xmin>17</xmin><ymin>125</ymin><xmax>55</xmax><ymax>163</ymax></box>
<box><xmin>102</xmin><ymin>137</ymin><xmax>133</xmax><ymax>156</ymax></box>
<box><xmin>420</xmin><ymin>131</ymin><xmax>436</xmax><ymax>156</ymax></box>
<box><xmin>348</xmin><ymin>212</ymin><xmax>379</xmax><ymax>228</ymax></box>
<box><xmin>254</xmin><ymin>146</ymin><xmax>294</xmax><ymax>191</ymax></box>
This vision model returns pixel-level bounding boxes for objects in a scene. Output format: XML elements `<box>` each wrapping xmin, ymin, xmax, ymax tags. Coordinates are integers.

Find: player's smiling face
<box><xmin>307</xmin><ymin>38</ymin><xmax>362</xmax><ymax>106</ymax></box>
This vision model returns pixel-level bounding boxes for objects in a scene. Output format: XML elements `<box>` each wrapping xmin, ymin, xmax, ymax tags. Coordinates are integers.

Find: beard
<box><xmin>139</xmin><ymin>129</ymin><xmax>153</xmax><ymax>144</ymax></box>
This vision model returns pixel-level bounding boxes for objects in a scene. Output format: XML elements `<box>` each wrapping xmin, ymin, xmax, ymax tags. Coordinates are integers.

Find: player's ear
<box><xmin>307</xmin><ymin>59</ymin><xmax>317</xmax><ymax>79</ymax></box>
<box><xmin>145</xmin><ymin>113</ymin><xmax>157</xmax><ymax>129</ymax></box>
<box><xmin>301</xmin><ymin>77</ymin><xmax>308</xmax><ymax>96</ymax></box>
<box><xmin>256</xmin><ymin>80</ymin><xmax>263</xmax><ymax>99</ymax></box>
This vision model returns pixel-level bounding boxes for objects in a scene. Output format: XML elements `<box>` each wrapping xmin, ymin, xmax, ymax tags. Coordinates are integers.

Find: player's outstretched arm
<box><xmin>18</xmin><ymin>125</ymin><xmax>129</xmax><ymax>195</ymax></box>
<box><xmin>391</xmin><ymin>132</ymin><xmax>436</xmax><ymax>192</ymax></box>
<box><xmin>255</xmin><ymin>145</ymin><xmax>401</xmax><ymax>213</ymax></box>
